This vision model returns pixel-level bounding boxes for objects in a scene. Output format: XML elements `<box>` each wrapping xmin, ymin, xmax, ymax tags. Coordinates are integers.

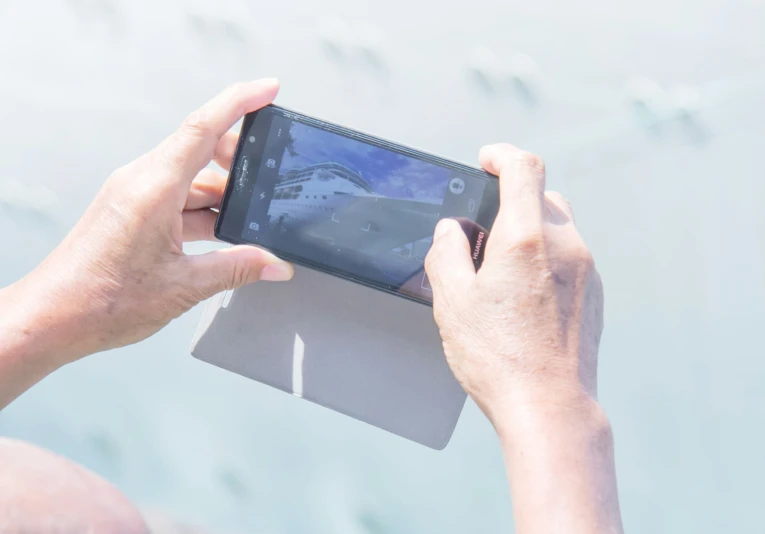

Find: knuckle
<box><xmin>507</xmin><ymin>228</ymin><xmax>546</xmax><ymax>256</ymax></box>
<box><xmin>545</xmin><ymin>190</ymin><xmax>566</xmax><ymax>204</ymax></box>
<box><xmin>490</xmin><ymin>142</ymin><xmax>519</xmax><ymax>159</ymax></box>
<box><xmin>182</xmin><ymin>109</ymin><xmax>209</xmax><ymax>136</ymax></box>
<box><xmin>109</xmin><ymin>163</ymin><xmax>131</xmax><ymax>181</ymax></box>
<box><xmin>226</xmin><ymin>82</ymin><xmax>247</xmax><ymax>100</ymax></box>
<box><xmin>517</xmin><ymin>150</ymin><xmax>546</xmax><ymax>173</ymax></box>
<box><xmin>182</xmin><ymin>263</ymin><xmax>215</xmax><ymax>302</ymax></box>
<box><xmin>544</xmin><ymin>191</ymin><xmax>574</xmax><ymax>220</ymax></box>
<box><xmin>228</xmin><ymin>260</ymin><xmax>250</xmax><ymax>289</ymax></box>
<box><xmin>105</xmin><ymin>163</ymin><xmax>137</xmax><ymax>192</ymax></box>
<box><xmin>556</xmin><ymin>192</ymin><xmax>573</xmax><ymax>210</ymax></box>
<box><xmin>568</xmin><ymin>239</ymin><xmax>595</xmax><ymax>269</ymax></box>
<box><xmin>577</xmin><ymin>247</ymin><xmax>596</xmax><ymax>270</ymax></box>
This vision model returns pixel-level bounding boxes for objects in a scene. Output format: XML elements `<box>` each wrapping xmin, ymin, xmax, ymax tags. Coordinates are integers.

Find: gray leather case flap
<box><xmin>190</xmin><ymin>264</ymin><xmax>466</xmax><ymax>449</ymax></box>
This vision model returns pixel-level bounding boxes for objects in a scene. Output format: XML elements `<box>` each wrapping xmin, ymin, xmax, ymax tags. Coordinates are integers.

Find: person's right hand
<box><xmin>424</xmin><ymin>143</ymin><xmax>604</xmax><ymax>425</ymax></box>
<box><xmin>425</xmin><ymin>144</ymin><xmax>622</xmax><ymax>534</ymax></box>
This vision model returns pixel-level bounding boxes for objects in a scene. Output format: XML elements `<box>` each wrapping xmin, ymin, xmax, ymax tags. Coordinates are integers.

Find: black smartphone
<box><xmin>215</xmin><ymin>105</ymin><xmax>500</xmax><ymax>306</ymax></box>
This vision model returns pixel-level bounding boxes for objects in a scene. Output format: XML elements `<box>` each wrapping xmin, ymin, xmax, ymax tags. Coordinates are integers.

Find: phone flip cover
<box><xmin>190</xmin><ymin>264</ymin><xmax>467</xmax><ymax>449</ymax></box>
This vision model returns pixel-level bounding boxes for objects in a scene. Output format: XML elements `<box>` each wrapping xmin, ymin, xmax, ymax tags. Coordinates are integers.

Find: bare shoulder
<box><xmin>0</xmin><ymin>438</ymin><xmax>149</xmax><ymax>534</ymax></box>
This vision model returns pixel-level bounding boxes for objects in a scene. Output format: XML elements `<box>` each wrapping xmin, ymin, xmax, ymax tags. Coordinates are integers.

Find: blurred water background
<box><xmin>1</xmin><ymin>0</ymin><xmax>765</xmax><ymax>532</ymax></box>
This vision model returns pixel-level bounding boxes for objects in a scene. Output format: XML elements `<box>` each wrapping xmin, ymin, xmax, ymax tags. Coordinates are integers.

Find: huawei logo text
<box><xmin>472</xmin><ymin>231</ymin><xmax>485</xmax><ymax>261</ymax></box>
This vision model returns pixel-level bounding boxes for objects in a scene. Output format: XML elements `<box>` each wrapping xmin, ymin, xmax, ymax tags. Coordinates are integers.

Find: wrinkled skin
<box><xmin>425</xmin><ymin>143</ymin><xmax>604</xmax><ymax>425</ymax></box>
<box><xmin>0</xmin><ymin>80</ymin><xmax>294</xmax><ymax>409</ymax></box>
<box><xmin>0</xmin><ymin>84</ymin><xmax>621</xmax><ymax>534</ymax></box>
<box><xmin>8</xmin><ymin>80</ymin><xmax>294</xmax><ymax>367</ymax></box>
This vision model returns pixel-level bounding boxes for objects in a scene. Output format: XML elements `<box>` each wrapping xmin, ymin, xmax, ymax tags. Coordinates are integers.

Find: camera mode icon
<box><xmin>449</xmin><ymin>177</ymin><xmax>465</xmax><ymax>195</ymax></box>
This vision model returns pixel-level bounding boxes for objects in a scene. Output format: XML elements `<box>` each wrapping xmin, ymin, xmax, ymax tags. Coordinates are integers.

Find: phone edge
<box><xmin>215</xmin><ymin>104</ymin><xmax>499</xmax><ymax>308</ymax></box>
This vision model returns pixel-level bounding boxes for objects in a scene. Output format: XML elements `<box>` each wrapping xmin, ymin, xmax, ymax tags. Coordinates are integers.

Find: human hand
<box><xmin>8</xmin><ymin>79</ymin><xmax>294</xmax><ymax>366</ymax></box>
<box><xmin>426</xmin><ymin>145</ymin><xmax>620</xmax><ymax>534</ymax></box>
<box><xmin>425</xmin><ymin>144</ymin><xmax>604</xmax><ymax>426</ymax></box>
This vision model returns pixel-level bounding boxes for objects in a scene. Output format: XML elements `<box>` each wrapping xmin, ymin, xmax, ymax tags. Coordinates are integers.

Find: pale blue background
<box><xmin>1</xmin><ymin>0</ymin><xmax>765</xmax><ymax>532</ymax></box>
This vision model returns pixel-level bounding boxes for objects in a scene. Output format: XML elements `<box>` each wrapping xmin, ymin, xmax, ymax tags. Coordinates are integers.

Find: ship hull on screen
<box><xmin>267</xmin><ymin>162</ymin><xmax>441</xmax><ymax>257</ymax></box>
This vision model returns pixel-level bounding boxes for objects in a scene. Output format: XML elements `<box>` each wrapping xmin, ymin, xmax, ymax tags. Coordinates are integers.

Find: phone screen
<box><xmin>216</xmin><ymin>106</ymin><xmax>499</xmax><ymax>305</ymax></box>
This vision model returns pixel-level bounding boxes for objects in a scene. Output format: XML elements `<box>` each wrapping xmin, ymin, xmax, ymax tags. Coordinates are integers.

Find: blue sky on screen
<box><xmin>279</xmin><ymin>122</ymin><xmax>449</xmax><ymax>204</ymax></box>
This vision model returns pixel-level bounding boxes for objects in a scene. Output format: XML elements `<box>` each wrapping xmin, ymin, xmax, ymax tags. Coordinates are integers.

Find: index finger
<box><xmin>479</xmin><ymin>143</ymin><xmax>546</xmax><ymax>230</ymax></box>
<box><xmin>156</xmin><ymin>79</ymin><xmax>280</xmax><ymax>186</ymax></box>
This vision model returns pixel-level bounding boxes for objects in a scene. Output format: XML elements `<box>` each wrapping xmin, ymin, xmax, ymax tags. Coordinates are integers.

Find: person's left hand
<box><xmin>10</xmin><ymin>79</ymin><xmax>294</xmax><ymax>365</ymax></box>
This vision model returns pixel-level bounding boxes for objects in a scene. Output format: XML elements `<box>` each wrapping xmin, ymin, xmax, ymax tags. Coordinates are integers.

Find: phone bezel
<box><xmin>214</xmin><ymin>104</ymin><xmax>499</xmax><ymax>307</ymax></box>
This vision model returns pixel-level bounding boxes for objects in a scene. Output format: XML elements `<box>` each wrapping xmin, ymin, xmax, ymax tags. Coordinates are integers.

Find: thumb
<box><xmin>425</xmin><ymin>218</ymin><xmax>476</xmax><ymax>299</ymax></box>
<box><xmin>187</xmin><ymin>245</ymin><xmax>294</xmax><ymax>300</ymax></box>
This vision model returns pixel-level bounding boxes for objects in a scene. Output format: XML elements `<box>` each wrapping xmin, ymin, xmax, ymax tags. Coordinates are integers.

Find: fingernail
<box><xmin>261</xmin><ymin>262</ymin><xmax>293</xmax><ymax>282</ymax></box>
<box><xmin>433</xmin><ymin>219</ymin><xmax>454</xmax><ymax>240</ymax></box>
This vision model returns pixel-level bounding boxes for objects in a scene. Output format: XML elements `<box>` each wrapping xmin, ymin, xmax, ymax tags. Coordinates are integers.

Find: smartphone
<box><xmin>215</xmin><ymin>105</ymin><xmax>500</xmax><ymax>306</ymax></box>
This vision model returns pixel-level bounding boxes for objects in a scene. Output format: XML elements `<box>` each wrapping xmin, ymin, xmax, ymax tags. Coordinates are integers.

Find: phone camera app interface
<box><xmin>239</xmin><ymin>110</ymin><xmax>487</xmax><ymax>303</ymax></box>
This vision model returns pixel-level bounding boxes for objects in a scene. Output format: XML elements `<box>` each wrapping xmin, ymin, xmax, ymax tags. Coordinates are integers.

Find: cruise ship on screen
<box><xmin>267</xmin><ymin>162</ymin><xmax>441</xmax><ymax>255</ymax></box>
